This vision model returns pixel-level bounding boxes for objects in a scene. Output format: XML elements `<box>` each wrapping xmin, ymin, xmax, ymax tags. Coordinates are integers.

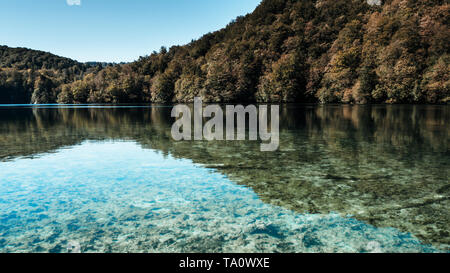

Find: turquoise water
<box><xmin>0</xmin><ymin>141</ymin><xmax>440</xmax><ymax>253</ymax></box>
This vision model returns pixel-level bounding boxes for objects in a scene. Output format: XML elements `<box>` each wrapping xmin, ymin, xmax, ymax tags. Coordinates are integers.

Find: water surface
<box><xmin>0</xmin><ymin>104</ymin><xmax>448</xmax><ymax>252</ymax></box>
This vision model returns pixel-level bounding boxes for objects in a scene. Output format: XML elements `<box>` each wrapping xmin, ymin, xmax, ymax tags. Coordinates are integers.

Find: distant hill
<box><xmin>0</xmin><ymin>46</ymin><xmax>85</xmax><ymax>71</ymax></box>
<box><xmin>0</xmin><ymin>46</ymin><xmax>99</xmax><ymax>103</ymax></box>
<box><xmin>1</xmin><ymin>0</ymin><xmax>449</xmax><ymax>104</ymax></box>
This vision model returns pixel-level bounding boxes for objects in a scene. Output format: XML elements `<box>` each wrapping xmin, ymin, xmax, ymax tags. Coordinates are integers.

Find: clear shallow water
<box><xmin>0</xmin><ymin>104</ymin><xmax>448</xmax><ymax>252</ymax></box>
<box><xmin>0</xmin><ymin>141</ymin><xmax>439</xmax><ymax>253</ymax></box>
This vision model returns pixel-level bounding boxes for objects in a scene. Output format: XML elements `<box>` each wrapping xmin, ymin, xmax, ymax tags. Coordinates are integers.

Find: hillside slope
<box><xmin>0</xmin><ymin>46</ymin><xmax>86</xmax><ymax>71</ymax></box>
<box><xmin>0</xmin><ymin>46</ymin><xmax>109</xmax><ymax>103</ymax></box>
<box><xmin>1</xmin><ymin>0</ymin><xmax>449</xmax><ymax>104</ymax></box>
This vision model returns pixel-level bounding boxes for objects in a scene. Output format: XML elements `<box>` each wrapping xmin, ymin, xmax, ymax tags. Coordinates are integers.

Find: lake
<box><xmin>0</xmin><ymin>104</ymin><xmax>448</xmax><ymax>253</ymax></box>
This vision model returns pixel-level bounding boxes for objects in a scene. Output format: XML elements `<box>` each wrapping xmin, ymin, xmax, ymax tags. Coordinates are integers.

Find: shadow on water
<box><xmin>0</xmin><ymin>104</ymin><xmax>448</xmax><ymax>250</ymax></box>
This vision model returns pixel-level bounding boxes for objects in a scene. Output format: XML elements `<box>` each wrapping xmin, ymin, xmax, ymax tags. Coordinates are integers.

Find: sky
<box><xmin>0</xmin><ymin>0</ymin><xmax>261</xmax><ymax>63</ymax></box>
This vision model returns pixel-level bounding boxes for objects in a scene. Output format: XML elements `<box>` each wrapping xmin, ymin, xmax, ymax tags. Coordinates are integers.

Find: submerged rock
<box><xmin>367</xmin><ymin>0</ymin><xmax>382</xmax><ymax>6</ymax></box>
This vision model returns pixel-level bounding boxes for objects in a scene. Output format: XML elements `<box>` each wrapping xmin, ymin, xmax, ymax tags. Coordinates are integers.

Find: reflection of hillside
<box><xmin>0</xmin><ymin>105</ymin><xmax>448</xmax><ymax>249</ymax></box>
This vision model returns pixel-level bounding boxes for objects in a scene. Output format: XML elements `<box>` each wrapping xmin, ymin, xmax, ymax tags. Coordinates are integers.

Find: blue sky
<box><xmin>0</xmin><ymin>0</ymin><xmax>261</xmax><ymax>62</ymax></box>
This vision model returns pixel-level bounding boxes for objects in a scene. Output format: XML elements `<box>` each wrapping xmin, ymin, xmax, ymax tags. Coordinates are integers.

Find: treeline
<box><xmin>1</xmin><ymin>0</ymin><xmax>449</xmax><ymax>104</ymax></box>
<box><xmin>0</xmin><ymin>46</ymin><xmax>117</xmax><ymax>103</ymax></box>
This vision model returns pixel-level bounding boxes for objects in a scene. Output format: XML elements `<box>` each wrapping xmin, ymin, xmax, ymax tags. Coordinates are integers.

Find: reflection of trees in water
<box><xmin>1</xmin><ymin>105</ymin><xmax>447</xmax><ymax>155</ymax></box>
<box><xmin>0</xmin><ymin>105</ymin><xmax>448</xmax><ymax>249</ymax></box>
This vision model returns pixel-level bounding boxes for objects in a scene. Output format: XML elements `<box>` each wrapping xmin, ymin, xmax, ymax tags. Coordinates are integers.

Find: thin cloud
<box><xmin>66</xmin><ymin>0</ymin><xmax>81</xmax><ymax>6</ymax></box>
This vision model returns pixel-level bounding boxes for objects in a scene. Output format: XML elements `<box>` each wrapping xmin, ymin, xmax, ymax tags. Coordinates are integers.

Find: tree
<box><xmin>151</xmin><ymin>71</ymin><xmax>175</xmax><ymax>102</ymax></box>
<box><xmin>31</xmin><ymin>75</ymin><xmax>55</xmax><ymax>104</ymax></box>
<box><xmin>421</xmin><ymin>55</ymin><xmax>450</xmax><ymax>103</ymax></box>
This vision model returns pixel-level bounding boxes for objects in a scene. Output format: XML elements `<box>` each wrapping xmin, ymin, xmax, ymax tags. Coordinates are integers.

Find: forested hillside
<box><xmin>0</xmin><ymin>46</ymin><xmax>110</xmax><ymax>103</ymax></box>
<box><xmin>1</xmin><ymin>0</ymin><xmax>449</xmax><ymax>104</ymax></box>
